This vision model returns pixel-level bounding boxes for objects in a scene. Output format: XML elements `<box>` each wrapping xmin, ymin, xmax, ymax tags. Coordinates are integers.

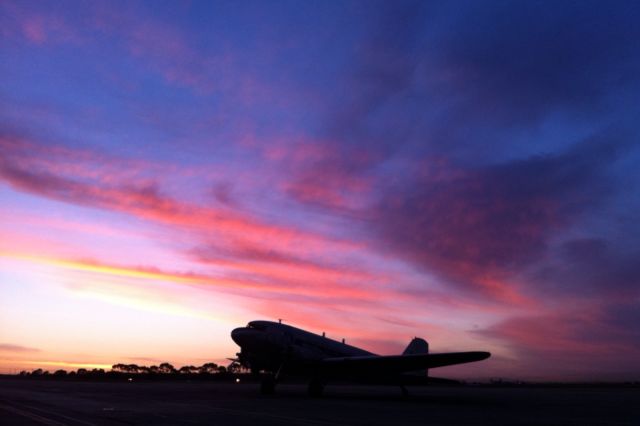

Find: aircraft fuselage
<box><xmin>230</xmin><ymin>320</ymin><xmax>490</xmax><ymax>395</ymax></box>
<box><xmin>231</xmin><ymin>320</ymin><xmax>371</xmax><ymax>374</ymax></box>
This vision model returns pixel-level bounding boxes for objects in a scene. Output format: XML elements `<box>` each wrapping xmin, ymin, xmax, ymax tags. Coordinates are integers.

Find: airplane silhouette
<box><xmin>231</xmin><ymin>320</ymin><xmax>490</xmax><ymax>396</ymax></box>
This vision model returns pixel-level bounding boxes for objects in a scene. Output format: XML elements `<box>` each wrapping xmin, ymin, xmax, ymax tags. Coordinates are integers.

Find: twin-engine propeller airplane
<box><xmin>231</xmin><ymin>320</ymin><xmax>491</xmax><ymax>396</ymax></box>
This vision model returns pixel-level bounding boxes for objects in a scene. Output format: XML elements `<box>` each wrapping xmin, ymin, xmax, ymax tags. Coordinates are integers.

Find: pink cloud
<box><xmin>0</xmin><ymin>3</ymin><xmax>84</xmax><ymax>45</ymax></box>
<box><xmin>1</xmin><ymin>134</ymin><xmax>398</xmax><ymax>309</ymax></box>
<box><xmin>22</xmin><ymin>16</ymin><xmax>46</xmax><ymax>44</ymax></box>
<box><xmin>259</xmin><ymin>137</ymin><xmax>377</xmax><ymax>211</ymax></box>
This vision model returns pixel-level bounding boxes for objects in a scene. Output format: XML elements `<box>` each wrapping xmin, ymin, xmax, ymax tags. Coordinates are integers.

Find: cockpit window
<box><xmin>247</xmin><ymin>321</ymin><xmax>267</xmax><ymax>330</ymax></box>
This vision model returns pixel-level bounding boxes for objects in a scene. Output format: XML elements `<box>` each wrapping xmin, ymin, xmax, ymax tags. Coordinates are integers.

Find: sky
<box><xmin>1</xmin><ymin>0</ymin><xmax>639</xmax><ymax>381</ymax></box>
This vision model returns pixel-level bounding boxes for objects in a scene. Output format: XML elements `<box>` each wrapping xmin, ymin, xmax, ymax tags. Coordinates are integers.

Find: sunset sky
<box><xmin>1</xmin><ymin>1</ymin><xmax>639</xmax><ymax>380</ymax></box>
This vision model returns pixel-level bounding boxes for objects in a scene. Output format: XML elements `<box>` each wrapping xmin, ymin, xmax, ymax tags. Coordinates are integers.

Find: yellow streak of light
<box><xmin>1</xmin><ymin>252</ymin><xmax>198</xmax><ymax>283</ymax></box>
<box><xmin>0</xmin><ymin>359</ymin><xmax>112</xmax><ymax>370</ymax></box>
<box><xmin>71</xmin><ymin>283</ymin><xmax>225</xmax><ymax>322</ymax></box>
<box><xmin>0</xmin><ymin>251</ymin><xmax>367</xmax><ymax>300</ymax></box>
<box><xmin>0</xmin><ymin>252</ymin><xmax>239</xmax><ymax>322</ymax></box>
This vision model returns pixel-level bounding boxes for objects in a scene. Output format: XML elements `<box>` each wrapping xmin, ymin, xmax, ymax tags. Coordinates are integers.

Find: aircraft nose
<box><xmin>231</xmin><ymin>327</ymin><xmax>254</xmax><ymax>347</ymax></box>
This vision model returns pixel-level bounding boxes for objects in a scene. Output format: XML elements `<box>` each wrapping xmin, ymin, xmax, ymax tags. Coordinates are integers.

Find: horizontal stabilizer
<box><xmin>320</xmin><ymin>351</ymin><xmax>490</xmax><ymax>377</ymax></box>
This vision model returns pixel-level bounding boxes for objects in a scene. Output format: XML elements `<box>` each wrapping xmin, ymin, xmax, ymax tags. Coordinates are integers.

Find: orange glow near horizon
<box><xmin>0</xmin><ymin>360</ymin><xmax>113</xmax><ymax>371</ymax></box>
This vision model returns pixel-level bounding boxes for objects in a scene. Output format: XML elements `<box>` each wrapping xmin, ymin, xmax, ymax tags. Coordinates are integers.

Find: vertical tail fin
<box><xmin>403</xmin><ymin>337</ymin><xmax>430</xmax><ymax>378</ymax></box>
<box><xmin>403</xmin><ymin>337</ymin><xmax>429</xmax><ymax>355</ymax></box>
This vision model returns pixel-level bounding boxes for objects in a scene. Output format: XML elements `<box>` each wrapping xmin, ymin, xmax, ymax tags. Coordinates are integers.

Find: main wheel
<box><xmin>308</xmin><ymin>378</ymin><xmax>324</xmax><ymax>397</ymax></box>
<box><xmin>260</xmin><ymin>375</ymin><xmax>276</xmax><ymax>395</ymax></box>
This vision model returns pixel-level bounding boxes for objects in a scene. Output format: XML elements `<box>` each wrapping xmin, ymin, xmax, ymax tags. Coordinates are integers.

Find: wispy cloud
<box><xmin>0</xmin><ymin>343</ymin><xmax>40</xmax><ymax>353</ymax></box>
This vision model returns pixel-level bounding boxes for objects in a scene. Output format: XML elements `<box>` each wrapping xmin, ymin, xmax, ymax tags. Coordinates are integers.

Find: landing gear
<box><xmin>308</xmin><ymin>378</ymin><xmax>325</xmax><ymax>397</ymax></box>
<box><xmin>400</xmin><ymin>385</ymin><xmax>409</xmax><ymax>398</ymax></box>
<box><xmin>260</xmin><ymin>375</ymin><xmax>276</xmax><ymax>395</ymax></box>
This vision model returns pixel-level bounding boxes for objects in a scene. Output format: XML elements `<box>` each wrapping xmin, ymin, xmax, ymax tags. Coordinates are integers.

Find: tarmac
<box><xmin>0</xmin><ymin>378</ymin><xmax>638</xmax><ymax>425</ymax></box>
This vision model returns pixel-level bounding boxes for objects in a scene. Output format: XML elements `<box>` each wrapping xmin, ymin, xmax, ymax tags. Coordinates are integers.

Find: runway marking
<box><xmin>0</xmin><ymin>402</ymin><xmax>68</xmax><ymax>425</ymax></box>
<box><xmin>0</xmin><ymin>400</ymin><xmax>96</xmax><ymax>426</ymax></box>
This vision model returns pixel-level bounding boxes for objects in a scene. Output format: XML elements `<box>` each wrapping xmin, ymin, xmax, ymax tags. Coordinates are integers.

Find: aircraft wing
<box><xmin>320</xmin><ymin>352</ymin><xmax>490</xmax><ymax>376</ymax></box>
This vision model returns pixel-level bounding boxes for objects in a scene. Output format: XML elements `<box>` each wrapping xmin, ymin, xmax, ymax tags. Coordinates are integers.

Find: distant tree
<box><xmin>178</xmin><ymin>365</ymin><xmax>198</xmax><ymax>374</ymax></box>
<box><xmin>226</xmin><ymin>362</ymin><xmax>241</xmax><ymax>373</ymax></box>
<box><xmin>217</xmin><ymin>366</ymin><xmax>227</xmax><ymax>374</ymax></box>
<box><xmin>92</xmin><ymin>368</ymin><xmax>105</xmax><ymax>375</ymax></box>
<box><xmin>19</xmin><ymin>370</ymin><xmax>28</xmax><ymax>376</ymax></box>
<box><xmin>113</xmin><ymin>364</ymin><xmax>144</xmax><ymax>374</ymax></box>
<box><xmin>77</xmin><ymin>368</ymin><xmax>88</xmax><ymax>375</ymax></box>
<box><xmin>32</xmin><ymin>368</ymin><xmax>43</xmax><ymax>376</ymax></box>
<box><xmin>158</xmin><ymin>363</ymin><xmax>176</xmax><ymax>374</ymax></box>
<box><xmin>149</xmin><ymin>365</ymin><xmax>160</xmax><ymax>374</ymax></box>
<box><xmin>53</xmin><ymin>369</ymin><xmax>68</xmax><ymax>376</ymax></box>
<box><xmin>199</xmin><ymin>362</ymin><xmax>218</xmax><ymax>374</ymax></box>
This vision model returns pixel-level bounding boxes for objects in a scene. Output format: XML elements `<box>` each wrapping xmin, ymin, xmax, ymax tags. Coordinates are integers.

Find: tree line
<box><xmin>111</xmin><ymin>362</ymin><xmax>236</xmax><ymax>375</ymax></box>
<box><xmin>18</xmin><ymin>361</ymin><xmax>242</xmax><ymax>378</ymax></box>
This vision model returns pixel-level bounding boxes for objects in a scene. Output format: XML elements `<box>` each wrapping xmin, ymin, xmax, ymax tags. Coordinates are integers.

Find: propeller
<box><xmin>229</xmin><ymin>351</ymin><xmax>249</xmax><ymax>367</ymax></box>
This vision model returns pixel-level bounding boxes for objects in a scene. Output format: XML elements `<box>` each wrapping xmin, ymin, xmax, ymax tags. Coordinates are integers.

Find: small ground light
<box><xmin>128</xmin><ymin>378</ymin><xmax>133</xmax><ymax>382</ymax></box>
<box><xmin>235</xmin><ymin>378</ymin><xmax>240</xmax><ymax>383</ymax></box>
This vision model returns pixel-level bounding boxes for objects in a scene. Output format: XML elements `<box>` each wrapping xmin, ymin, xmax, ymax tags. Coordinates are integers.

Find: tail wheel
<box><xmin>400</xmin><ymin>385</ymin><xmax>409</xmax><ymax>398</ymax></box>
